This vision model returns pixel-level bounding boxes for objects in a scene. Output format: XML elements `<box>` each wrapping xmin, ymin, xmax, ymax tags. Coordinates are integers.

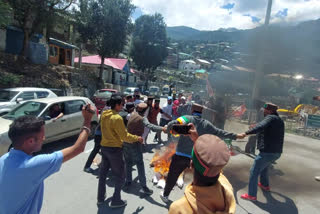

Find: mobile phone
<box><xmin>172</xmin><ymin>124</ymin><xmax>191</xmax><ymax>135</ymax></box>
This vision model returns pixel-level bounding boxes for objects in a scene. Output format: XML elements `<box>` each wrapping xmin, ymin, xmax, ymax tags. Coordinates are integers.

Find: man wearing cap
<box><xmin>239</xmin><ymin>103</ymin><xmax>285</xmax><ymax>201</ymax></box>
<box><xmin>177</xmin><ymin>96</ymin><xmax>192</xmax><ymax>117</ymax></box>
<box><xmin>161</xmin><ymin>103</ymin><xmax>242</xmax><ymax>203</ymax></box>
<box><xmin>141</xmin><ymin>96</ymin><xmax>155</xmax><ymax>145</ymax></box>
<box><xmin>160</xmin><ymin>96</ymin><xmax>173</xmax><ymax>143</ymax></box>
<box><xmin>124</xmin><ymin>103</ymin><xmax>166</xmax><ymax>195</ymax></box>
<box><xmin>119</xmin><ymin>102</ymin><xmax>135</xmax><ymax>127</ymax></box>
<box><xmin>168</xmin><ymin>134</ymin><xmax>236</xmax><ymax>214</ymax></box>
<box><xmin>98</xmin><ymin>95</ymin><xmax>143</xmax><ymax>208</ymax></box>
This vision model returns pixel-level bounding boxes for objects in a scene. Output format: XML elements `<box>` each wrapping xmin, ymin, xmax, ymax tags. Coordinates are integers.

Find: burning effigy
<box><xmin>150</xmin><ymin>143</ymin><xmax>176</xmax><ymax>189</ymax></box>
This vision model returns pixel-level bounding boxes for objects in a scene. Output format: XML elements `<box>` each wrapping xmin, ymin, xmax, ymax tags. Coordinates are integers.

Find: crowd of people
<box><xmin>0</xmin><ymin>88</ymin><xmax>286</xmax><ymax>214</ymax></box>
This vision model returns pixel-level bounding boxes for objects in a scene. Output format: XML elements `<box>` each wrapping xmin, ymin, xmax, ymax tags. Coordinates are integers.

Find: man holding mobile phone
<box><xmin>160</xmin><ymin>103</ymin><xmax>244</xmax><ymax>203</ymax></box>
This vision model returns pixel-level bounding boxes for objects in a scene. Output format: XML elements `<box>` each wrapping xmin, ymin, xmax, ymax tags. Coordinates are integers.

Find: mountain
<box><xmin>166</xmin><ymin>26</ymin><xmax>201</xmax><ymax>41</ymax></box>
<box><xmin>166</xmin><ymin>19</ymin><xmax>320</xmax><ymax>43</ymax></box>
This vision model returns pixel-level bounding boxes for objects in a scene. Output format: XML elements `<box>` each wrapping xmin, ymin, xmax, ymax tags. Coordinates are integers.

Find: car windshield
<box><xmin>150</xmin><ymin>88</ymin><xmax>159</xmax><ymax>92</ymax></box>
<box><xmin>0</xmin><ymin>90</ymin><xmax>19</xmax><ymax>102</ymax></box>
<box><xmin>2</xmin><ymin>101</ymin><xmax>47</xmax><ymax>120</ymax></box>
<box><xmin>125</xmin><ymin>88</ymin><xmax>133</xmax><ymax>93</ymax></box>
<box><xmin>95</xmin><ymin>90</ymin><xmax>112</xmax><ymax>98</ymax></box>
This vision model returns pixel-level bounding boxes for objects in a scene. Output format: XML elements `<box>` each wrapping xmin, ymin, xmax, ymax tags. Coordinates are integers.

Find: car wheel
<box><xmin>89</xmin><ymin>122</ymin><xmax>98</xmax><ymax>139</ymax></box>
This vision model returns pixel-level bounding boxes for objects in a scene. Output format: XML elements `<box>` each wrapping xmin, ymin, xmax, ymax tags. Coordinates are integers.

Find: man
<box><xmin>98</xmin><ymin>95</ymin><xmax>143</xmax><ymax>208</ymax></box>
<box><xmin>126</xmin><ymin>95</ymin><xmax>134</xmax><ymax>103</ymax></box>
<box><xmin>160</xmin><ymin>103</ymin><xmax>243</xmax><ymax>203</ymax></box>
<box><xmin>134</xmin><ymin>94</ymin><xmax>143</xmax><ymax>105</ymax></box>
<box><xmin>119</xmin><ymin>102</ymin><xmax>135</xmax><ymax>127</ymax></box>
<box><xmin>168</xmin><ymin>134</ymin><xmax>236</xmax><ymax>214</ymax></box>
<box><xmin>149</xmin><ymin>97</ymin><xmax>171</xmax><ymax>143</ymax></box>
<box><xmin>0</xmin><ymin>104</ymin><xmax>95</xmax><ymax>214</ymax></box>
<box><xmin>240</xmin><ymin>103</ymin><xmax>285</xmax><ymax>201</ymax></box>
<box><xmin>177</xmin><ymin>96</ymin><xmax>192</xmax><ymax>117</ymax></box>
<box><xmin>124</xmin><ymin>103</ymin><xmax>166</xmax><ymax>194</ymax></box>
<box><xmin>141</xmin><ymin>96</ymin><xmax>154</xmax><ymax>144</ymax></box>
<box><xmin>159</xmin><ymin>96</ymin><xmax>173</xmax><ymax>143</ymax></box>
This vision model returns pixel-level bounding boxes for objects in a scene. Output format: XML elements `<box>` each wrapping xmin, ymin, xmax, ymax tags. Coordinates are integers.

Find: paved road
<box><xmin>40</xmin><ymin>98</ymin><xmax>320</xmax><ymax>214</ymax></box>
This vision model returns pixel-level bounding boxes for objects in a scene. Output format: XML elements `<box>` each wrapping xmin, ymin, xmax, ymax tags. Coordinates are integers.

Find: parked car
<box><xmin>0</xmin><ymin>96</ymin><xmax>99</xmax><ymax>157</ymax></box>
<box><xmin>0</xmin><ymin>87</ymin><xmax>58</xmax><ymax>116</ymax></box>
<box><xmin>48</xmin><ymin>88</ymin><xmax>67</xmax><ymax>96</ymax></box>
<box><xmin>123</xmin><ymin>87</ymin><xmax>139</xmax><ymax>96</ymax></box>
<box><xmin>149</xmin><ymin>86</ymin><xmax>160</xmax><ymax>96</ymax></box>
<box><xmin>92</xmin><ymin>89</ymin><xmax>117</xmax><ymax>111</ymax></box>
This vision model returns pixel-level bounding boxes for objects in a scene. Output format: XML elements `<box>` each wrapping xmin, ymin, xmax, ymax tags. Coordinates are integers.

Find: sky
<box><xmin>131</xmin><ymin>0</ymin><xmax>320</xmax><ymax>30</ymax></box>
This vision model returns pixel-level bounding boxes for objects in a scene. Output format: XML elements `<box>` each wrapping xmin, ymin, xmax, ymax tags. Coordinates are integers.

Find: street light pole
<box><xmin>249</xmin><ymin>0</ymin><xmax>273</xmax><ymax>123</ymax></box>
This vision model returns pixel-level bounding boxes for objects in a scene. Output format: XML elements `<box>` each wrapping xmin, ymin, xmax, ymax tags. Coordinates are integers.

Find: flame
<box><xmin>150</xmin><ymin>143</ymin><xmax>176</xmax><ymax>177</ymax></box>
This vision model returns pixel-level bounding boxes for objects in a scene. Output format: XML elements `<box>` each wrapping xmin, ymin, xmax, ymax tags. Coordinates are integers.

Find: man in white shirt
<box><xmin>159</xmin><ymin>96</ymin><xmax>173</xmax><ymax>143</ymax></box>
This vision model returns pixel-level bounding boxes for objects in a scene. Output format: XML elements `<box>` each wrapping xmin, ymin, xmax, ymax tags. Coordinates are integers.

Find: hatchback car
<box><xmin>0</xmin><ymin>96</ymin><xmax>99</xmax><ymax>157</ymax></box>
<box><xmin>0</xmin><ymin>87</ymin><xmax>57</xmax><ymax>116</ymax></box>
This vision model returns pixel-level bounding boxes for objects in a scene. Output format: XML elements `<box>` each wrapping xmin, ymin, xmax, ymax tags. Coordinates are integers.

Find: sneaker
<box><xmin>241</xmin><ymin>193</ymin><xmax>257</xmax><ymax>201</ymax></box>
<box><xmin>83</xmin><ymin>167</ymin><xmax>93</xmax><ymax>173</ymax></box>
<box><xmin>258</xmin><ymin>182</ymin><xmax>270</xmax><ymax>191</ymax></box>
<box><xmin>142</xmin><ymin>186</ymin><xmax>153</xmax><ymax>195</ymax></box>
<box><xmin>315</xmin><ymin>176</ymin><xmax>320</xmax><ymax>181</ymax></box>
<box><xmin>110</xmin><ymin>199</ymin><xmax>127</xmax><ymax>208</ymax></box>
<box><xmin>160</xmin><ymin>191</ymin><xmax>169</xmax><ymax>203</ymax></box>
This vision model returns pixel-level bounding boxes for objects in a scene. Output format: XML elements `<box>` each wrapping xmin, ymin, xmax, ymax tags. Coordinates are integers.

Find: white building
<box><xmin>179</xmin><ymin>60</ymin><xmax>200</xmax><ymax>76</ymax></box>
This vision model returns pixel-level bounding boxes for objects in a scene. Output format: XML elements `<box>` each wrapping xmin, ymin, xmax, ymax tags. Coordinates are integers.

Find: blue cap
<box><xmin>168</xmin><ymin>96</ymin><xmax>173</xmax><ymax>100</ymax></box>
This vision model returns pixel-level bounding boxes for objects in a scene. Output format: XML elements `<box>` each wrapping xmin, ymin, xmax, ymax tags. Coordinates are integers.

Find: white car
<box><xmin>0</xmin><ymin>87</ymin><xmax>57</xmax><ymax>116</ymax></box>
<box><xmin>0</xmin><ymin>96</ymin><xmax>99</xmax><ymax>157</ymax></box>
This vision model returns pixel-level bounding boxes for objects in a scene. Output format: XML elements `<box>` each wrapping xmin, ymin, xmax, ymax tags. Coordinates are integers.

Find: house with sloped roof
<box><xmin>74</xmin><ymin>55</ymin><xmax>139</xmax><ymax>90</ymax></box>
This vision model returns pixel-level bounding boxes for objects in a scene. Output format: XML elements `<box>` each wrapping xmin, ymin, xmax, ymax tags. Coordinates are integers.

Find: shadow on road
<box><xmin>97</xmin><ymin>197</ymin><xmax>125</xmax><ymax>214</ymax></box>
<box><xmin>253</xmin><ymin>191</ymin><xmax>298</xmax><ymax>214</ymax></box>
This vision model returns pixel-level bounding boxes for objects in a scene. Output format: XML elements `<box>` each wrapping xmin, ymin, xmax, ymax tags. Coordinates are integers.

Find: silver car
<box><xmin>0</xmin><ymin>96</ymin><xmax>99</xmax><ymax>157</ymax></box>
<box><xmin>0</xmin><ymin>87</ymin><xmax>58</xmax><ymax>116</ymax></box>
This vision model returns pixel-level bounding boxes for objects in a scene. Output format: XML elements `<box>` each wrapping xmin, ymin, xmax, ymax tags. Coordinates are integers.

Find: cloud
<box><xmin>132</xmin><ymin>0</ymin><xmax>320</xmax><ymax>30</ymax></box>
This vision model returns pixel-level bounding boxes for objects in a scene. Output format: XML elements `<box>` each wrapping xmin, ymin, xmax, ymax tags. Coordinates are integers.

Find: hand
<box><xmin>188</xmin><ymin>123</ymin><xmax>199</xmax><ymax>142</ymax></box>
<box><xmin>82</xmin><ymin>104</ymin><xmax>95</xmax><ymax>123</ymax></box>
<box><xmin>237</xmin><ymin>133</ymin><xmax>246</xmax><ymax>139</ymax></box>
<box><xmin>162</xmin><ymin>125</ymin><xmax>167</xmax><ymax>133</ymax></box>
<box><xmin>52</xmin><ymin>118</ymin><xmax>57</xmax><ymax>122</ymax></box>
<box><xmin>138</xmin><ymin>136</ymin><xmax>143</xmax><ymax>143</ymax></box>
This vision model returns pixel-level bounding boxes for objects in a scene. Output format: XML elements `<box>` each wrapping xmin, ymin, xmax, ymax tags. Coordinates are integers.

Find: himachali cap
<box><xmin>137</xmin><ymin>102</ymin><xmax>148</xmax><ymax>111</ymax></box>
<box><xmin>192</xmin><ymin>134</ymin><xmax>230</xmax><ymax>177</ymax></box>
<box><xmin>264</xmin><ymin>103</ymin><xmax>278</xmax><ymax>112</ymax></box>
<box><xmin>192</xmin><ymin>103</ymin><xmax>204</xmax><ymax>113</ymax></box>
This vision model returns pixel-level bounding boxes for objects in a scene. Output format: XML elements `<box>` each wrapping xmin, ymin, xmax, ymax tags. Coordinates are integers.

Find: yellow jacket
<box><xmin>168</xmin><ymin>174</ymin><xmax>236</xmax><ymax>214</ymax></box>
<box><xmin>100</xmin><ymin>109</ymin><xmax>139</xmax><ymax>147</ymax></box>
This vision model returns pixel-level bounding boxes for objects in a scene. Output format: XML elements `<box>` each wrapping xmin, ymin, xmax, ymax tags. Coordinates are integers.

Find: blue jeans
<box><xmin>248</xmin><ymin>152</ymin><xmax>281</xmax><ymax>197</ymax></box>
<box><xmin>123</xmin><ymin>142</ymin><xmax>147</xmax><ymax>187</ymax></box>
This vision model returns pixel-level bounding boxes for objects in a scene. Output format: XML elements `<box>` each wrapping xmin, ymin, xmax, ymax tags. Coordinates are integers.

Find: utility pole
<box><xmin>249</xmin><ymin>0</ymin><xmax>273</xmax><ymax>123</ymax></box>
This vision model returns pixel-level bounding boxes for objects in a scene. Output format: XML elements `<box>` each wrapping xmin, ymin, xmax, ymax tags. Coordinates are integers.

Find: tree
<box><xmin>130</xmin><ymin>13</ymin><xmax>168</xmax><ymax>89</ymax></box>
<box><xmin>75</xmin><ymin>0</ymin><xmax>135</xmax><ymax>81</ymax></box>
<box><xmin>0</xmin><ymin>0</ymin><xmax>12</xmax><ymax>27</ymax></box>
<box><xmin>7</xmin><ymin>0</ymin><xmax>74</xmax><ymax>57</ymax></box>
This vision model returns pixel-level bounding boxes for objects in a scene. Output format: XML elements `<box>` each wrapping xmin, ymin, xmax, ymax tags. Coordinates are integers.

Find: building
<box><xmin>48</xmin><ymin>38</ymin><xmax>78</xmax><ymax>66</ymax></box>
<box><xmin>195</xmin><ymin>58</ymin><xmax>212</xmax><ymax>69</ymax></box>
<box><xmin>74</xmin><ymin>55</ymin><xmax>138</xmax><ymax>90</ymax></box>
<box><xmin>179</xmin><ymin>59</ymin><xmax>200</xmax><ymax>76</ymax></box>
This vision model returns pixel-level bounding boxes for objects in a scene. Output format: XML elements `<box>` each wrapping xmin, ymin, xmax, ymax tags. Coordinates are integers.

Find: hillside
<box><xmin>166</xmin><ymin>19</ymin><xmax>320</xmax><ymax>43</ymax></box>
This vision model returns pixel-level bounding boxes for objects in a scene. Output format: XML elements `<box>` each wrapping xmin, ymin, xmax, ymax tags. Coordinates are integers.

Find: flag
<box><xmin>206</xmin><ymin>78</ymin><xmax>214</xmax><ymax>97</ymax></box>
<box><xmin>232</xmin><ymin>104</ymin><xmax>247</xmax><ymax>118</ymax></box>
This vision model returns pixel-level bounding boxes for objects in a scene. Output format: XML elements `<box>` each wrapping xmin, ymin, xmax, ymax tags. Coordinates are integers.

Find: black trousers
<box><xmin>163</xmin><ymin>154</ymin><xmax>190</xmax><ymax>197</ymax></box>
<box><xmin>98</xmin><ymin>147</ymin><xmax>125</xmax><ymax>202</ymax></box>
<box><xmin>84</xmin><ymin>135</ymin><xmax>101</xmax><ymax>169</ymax></box>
